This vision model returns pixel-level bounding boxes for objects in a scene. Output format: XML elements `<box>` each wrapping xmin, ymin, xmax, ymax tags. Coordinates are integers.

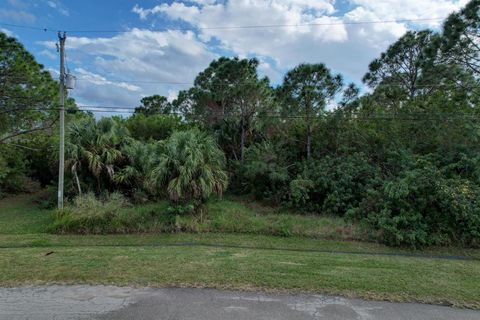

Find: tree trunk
<box><xmin>306</xmin><ymin>123</ymin><xmax>312</xmax><ymax>160</ymax></box>
<box><xmin>306</xmin><ymin>97</ymin><xmax>312</xmax><ymax>160</ymax></box>
<box><xmin>73</xmin><ymin>167</ymin><xmax>82</xmax><ymax>196</ymax></box>
<box><xmin>240</xmin><ymin>117</ymin><xmax>246</xmax><ymax>163</ymax></box>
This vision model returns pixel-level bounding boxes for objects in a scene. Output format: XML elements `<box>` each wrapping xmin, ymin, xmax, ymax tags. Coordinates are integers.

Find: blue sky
<box><xmin>0</xmin><ymin>0</ymin><xmax>469</xmax><ymax>112</ymax></box>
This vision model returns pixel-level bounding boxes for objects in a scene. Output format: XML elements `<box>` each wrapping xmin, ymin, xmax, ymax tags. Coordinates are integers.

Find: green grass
<box><xmin>48</xmin><ymin>194</ymin><xmax>364</xmax><ymax>240</ymax></box>
<box><xmin>1</xmin><ymin>192</ymin><xmax>480</xmax><ymax>308</ymax></box>
<box><xmin>0</xmin><ymin>245</ymin><xmax>479</xmax><ymax>308</ymax></box>
<box><xmin>178</xmin><ymin>199</ymin><xmax>363</xmax><ymax>240</ymax></box>
<box><xmin>0</xmin><ymin>194</ymin><xmax>51</xmax><ymax>234</ymax></box>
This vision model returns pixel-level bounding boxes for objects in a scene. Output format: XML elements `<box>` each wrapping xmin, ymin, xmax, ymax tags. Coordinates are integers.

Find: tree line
<box><xmin>1</xmin><ymin>0</ymin><xmax>479</xmax><ymax>247</ymax></box>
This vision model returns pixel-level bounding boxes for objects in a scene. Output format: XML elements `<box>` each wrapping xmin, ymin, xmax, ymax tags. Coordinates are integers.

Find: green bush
<box><xmin>350</xmin><ymin>159</ymin><xmax>480</xmax><ymax>247</ymax></box>
<box><xmin>125</xmin><ymin>113</ymin><xmax>186</xmax><ymax>141</ymax></box>
<box><xmin>236</xmin><ymin>142</ymin><xmax>290</xmax><ymax>201</ymax></box>
<box><xmin>288</xmin><ymin>153</ymin><xmax>381</xmax><ymax>215</ymax></box>
<box><xmin>0</xmin><ymin>146</ymin><xmax>28</xmax><ymax>197</ymax></box>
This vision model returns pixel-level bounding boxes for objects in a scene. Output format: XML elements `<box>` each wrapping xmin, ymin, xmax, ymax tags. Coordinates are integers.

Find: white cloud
<box><xmin>132</xmin><ymin>0</ymin><xmax>468</xmax><ymax>84</ymax></box>
<box><xmin>258</xmin><ymin>60</ymin><xmax>284</xmax><ymax>83</ymax></box>
<box><xmin>40</xmin><ymin>28</ymin><xmax>216</xmax><ymax>107</ymax></box>
<box><xmin>73</xmin><ymin>69</ymin><xmax>143</xmax><ymax>108</ymax></box>
<box><xmin>39</xmin><ymin>49</ymin><xmax>57</xmax><ymax>60</ymax></box>
<box><xmin>40</xmin><ymin>0</ymin><xmax>471</xmax><ymax>111</ymax></box>
<box><xmin>133</xmin><ymin>3</ymin><xmax>200</xmax><ymax>21</ymax></box>
<box><xmin>150</xmin><ymin>1</ymin><xmax>347</xmax><ymax>63</ymax></box>
<box><xmin>348</xmin><ymin>0</ymin><xmax>469</xmax><ymax>28</ymax></box>
<box><xmin>46</xmin><ymin>0</ymin><xmax>69</xmax><ymax>16</ymax></box>
<box><xmin>0</xmin><ymin>28</ymin><xmax>18</xmax><ymax>38</ymax></box>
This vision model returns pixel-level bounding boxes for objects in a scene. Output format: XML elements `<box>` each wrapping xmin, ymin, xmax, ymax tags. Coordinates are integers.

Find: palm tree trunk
<box><xmin>73</xmin><ymin>167</ymin><xmax>82</xmax><ymax>195</ymax></box>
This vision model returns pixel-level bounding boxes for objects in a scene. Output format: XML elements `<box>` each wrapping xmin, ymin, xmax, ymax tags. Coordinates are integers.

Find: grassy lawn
<box><xmin>0</xmin><ymin>193</ymin><xmax>479</xmax><ymax>308</ymax></box>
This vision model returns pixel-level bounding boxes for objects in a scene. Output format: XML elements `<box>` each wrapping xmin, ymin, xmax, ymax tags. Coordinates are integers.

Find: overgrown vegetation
<box><xmin>49</xmin><ymin>192</ymin><xmax>362</xmax><ymax>240</ymax></box>
<box><xmin>1</xmin><ymin>1</ymin><xmax>480</xmax><ymax>247</ymax></box>
<box><xmin>1</xmin><ymin>193</ymin><xmax>480</xmax><ymax>308</ymax></box>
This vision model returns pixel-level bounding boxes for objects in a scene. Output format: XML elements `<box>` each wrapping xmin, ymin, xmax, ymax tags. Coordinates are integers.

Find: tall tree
<box><xmin>440</xmin><ymin>0</ymin><xmax>480</xmax><ymax>77</ymax></box>
<box><xmin>184</xmin><ymin>57</ymin><xmax>272</xmax><ymax>162</ymax></box>
<box><xmin>0</xmin><ymin>32</ymin><xmax>59</xmax><ymax>144</ymax></box>
<box><xmin>134</xmin><ymin>95</ymin><xmax>172</xmax><ymax>116</ymax></box>
<box><xmin>280</xmin><ymin>63</ymin><xmax>343</xmax><ymax>159</ymax></box>
<box><xmin>363</xmin><ymin>30</ymin><xmax>442</xmax><ymax>102</ymax></box>
<box><xmin>66</xmin><ymin>117</ymin><xmax>130</xmax><ymax>193</ymax></box>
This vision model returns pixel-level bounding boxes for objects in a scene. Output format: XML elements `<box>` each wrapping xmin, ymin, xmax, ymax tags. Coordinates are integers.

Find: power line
<box><xmin>3</xmin><ymin>73</ymin><xmax>480</xmax><ymax>90</ymax></box>
<box><xmin>3</xmin><ymin>106</ymin><xmax>480</xmax><ymax>121</ymax></box>
<box><xmin>64</xmin><ymin>18</ymin><xmax>446</xmax><ymax>34</ymax></box>
<box><xmin>0</xmin><ymin>17</ymin><xmax>446</xmax><ymax>35</ymax></box>
<box><xmin>0</xmin><ymin>22</ymin><xmax>56</xmax><ymax>33</ymax></box>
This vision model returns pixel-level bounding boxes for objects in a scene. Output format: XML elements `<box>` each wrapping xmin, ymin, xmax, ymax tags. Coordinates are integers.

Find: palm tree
<box><xmin>148</xmin><ymin>129</ymin><xmax>229</xmax><ymax>204</ymax></box>
<box><xmin>66</xmin><ymin>117</ymin><xmax>129</xmax><ymax>194</ymax></box>
<box><xmin>114</xmin><ymin>140</ymin><xmax>162</xmax><ymax>194</ymax></box>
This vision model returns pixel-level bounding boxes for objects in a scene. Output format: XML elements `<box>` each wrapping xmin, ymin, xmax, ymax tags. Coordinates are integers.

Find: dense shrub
<box><xmin>114</xmin><ymin>140</ymin><xmax>163</xmax><ymax>198</ymax></box>
<box><xmin>0</xmin><ymin>146</ymin><xmax>28</xmax><ymax>196</ymax></box>
<box><xmin>288</xmin><ymin>153</ymin><xmax>381</xmax><ymax>215</ymax></box>
<box><xmin>350</xmin><ymin>159</ymin><xmax>480</xmax><ymax>247</ymax></box>
<box><xmin>125</xmin><ymin>113</ymin><xmax>186</xmax><ymax>141</ymax></box>
<box><xmin>236</xmin><ymin>142</ymin><xmax>290</xmax><ymax>201</ymax></box>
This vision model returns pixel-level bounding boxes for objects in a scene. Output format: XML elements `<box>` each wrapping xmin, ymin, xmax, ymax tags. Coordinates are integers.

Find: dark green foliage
<box><xmin>148</xmin><ymin>129</ymin><xmax>229</xmax><ymax>205</ymax></box>
<box><xmin>166</xmin><ymin>203</ymin><xmax>195</xmax><ymax>216</ymax></box>
<box><xmin>66</xmin><ymin>116</ymin><xmax>130</xmax><ymax>195</ymax></box>
<box><xmin>134</xmin><ymin>95</ymin><xmax>172</xmax><ymax>116</ymax></box>
<box><xmin>279</xmin><ymin>63</ymin><xmax>343</xmax><ymax>159</ymax></box>
<box><xmin>440</xmin><ymin>0</ymin><xmax>480</xmax><ymax>76</ymax></box>
<box><xmin>5</xmin><ymin>1</ymin><xmax>480</xmax><ymax>248</ymax></box>
<box><xmin>0</xmin><ymin>32</ymin><xmax>59</xmax><ymax>142</ymax></box>
<box><xmin>363</xmin><ymin>31</ymin><xmax>440</xmax><ymax>99</ymax></box>
<box><xmin>289</xmin><ymin>153</ymin><xmax>381</xmax><ymax>215</ymax></box>
<box><xmin>0</xmin><ymin>31</ymin><xmax>68</xmax><ymax>193</ymax></box>
<box><xmin>350</xmin><ymin>156</ymin><xmax>480</xmax><ymax>247</ymax></box>
<box><xmin>125</xmin><ymin>113</ymin><xmax>185</xmax><ymax>141</ymax></box>
<box><xmin>236</xmin><ymin>141</ymin><xmax>290</xmax><ymax>201</ymax></box>
<box><xmin>0</xmin><ymin>145</ymin><xmax>27</xmax><ymax>196</ymax></box>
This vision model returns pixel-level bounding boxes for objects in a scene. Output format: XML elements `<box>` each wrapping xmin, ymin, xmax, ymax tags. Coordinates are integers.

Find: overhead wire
<box><xmin>3</xmin><ymin>74</ymin><xmax>480</xmax><ymax>89</ymax></box>
<box><xmin>1</xmin><ymin>15</ymin><xmax>477</xmax><ymax>120</ymax></box>
<box><xmin>3</xmin><ymin>105</ymin><xmax>480</xmax><ymax>121</ymax></box>
<box><xmin>0</xmin><ymin>17</ymin><xmax>446</xmax><ymax>35</ymax></box>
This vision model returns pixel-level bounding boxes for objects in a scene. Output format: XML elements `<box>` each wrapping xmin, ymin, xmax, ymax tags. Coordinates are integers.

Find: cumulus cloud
<box><xmin>40</xmin><ymin>28</ymin><xmax>216</xmax><ymax>107</ymax></box>
<box><xmin>39</xmin><ymin>0</ymin><xmax>470</xmax><ymax>111</ymax></box>
<box><xmin>73</xmin><ymin>68</ymin><xmax>143</xmax><ymax>108</ymax></box>
<box><xmin>348</xmin><ymin>0</ymin><xmax>469</xmax><ymax>28</ymax></box>
<box><xmin>131</xmin><ymin>0</ymin><xmax>468</xmax><ymax>84</ymax></box>
<box><xmin>145</xmin><ymin>1</ymin><xmax>347</xmax><ymax>63</ymax></box>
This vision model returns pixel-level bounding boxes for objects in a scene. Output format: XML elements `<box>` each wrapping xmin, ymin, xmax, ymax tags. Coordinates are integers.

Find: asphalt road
<box><xmin>1</xmin><ymin>286</ymin><xmax>479</xmax><ymax>320</ymax></box>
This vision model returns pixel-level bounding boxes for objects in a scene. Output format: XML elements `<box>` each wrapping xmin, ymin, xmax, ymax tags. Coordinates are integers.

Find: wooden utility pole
<box><xmin>57</xmin><ymin>32</ymin><xmax>66</xmax><ymax>209</ymax></box>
